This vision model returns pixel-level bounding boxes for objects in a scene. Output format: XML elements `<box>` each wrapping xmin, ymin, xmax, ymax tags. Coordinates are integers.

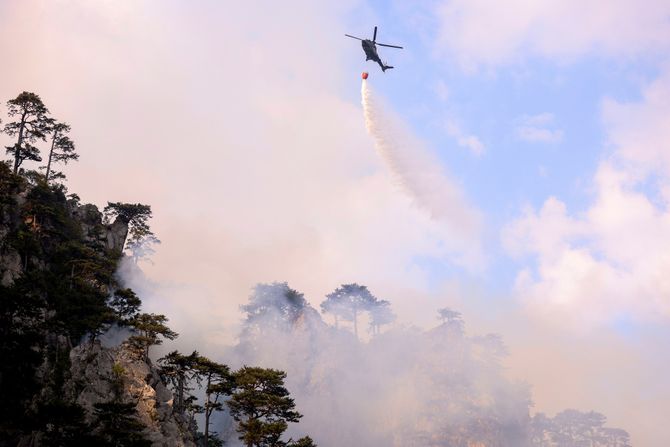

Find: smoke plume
<box><xmin>222</xmin><ymin>284</ymin><xmax>530</xmax><ymax>447</ymax></box>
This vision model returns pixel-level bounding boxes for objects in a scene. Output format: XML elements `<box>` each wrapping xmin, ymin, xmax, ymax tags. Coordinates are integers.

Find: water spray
<box><xmin>360</xmin><ymin>77</ymin><xmax>483</xmax><ymax>265</ymax></box>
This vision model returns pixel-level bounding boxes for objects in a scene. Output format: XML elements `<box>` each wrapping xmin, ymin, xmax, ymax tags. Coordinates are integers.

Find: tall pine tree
<box><xmin>44</xmin><ymin>121</ymin><xmax>78</xmax><ymax>183</ymax></box>
<box><xmin>3</xmin><ymin>92</ymin><xmax>51</xmax><ymax>173</ymax></box>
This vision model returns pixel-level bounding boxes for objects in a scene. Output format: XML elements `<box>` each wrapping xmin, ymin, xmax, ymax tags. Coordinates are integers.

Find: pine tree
<box><xmin>103</xmin><ymin>202</ymin><xmax>158</xmax><ymax>257</ymax></box>
<box><xmin>92</xmin><ymin>401</ymin><xmax>152</xmax><ymax>447</ymax></box>
<box><xmin>437</xmin><ymin>307</ymin><xmax>464</xmax><ymax>334</ymax></box>
<box><xmin>3</xmin><ymin>92</ymin><xmax>51</xmax><ymax>173</ymax></box>
<box><xmin>227</xmin><ymin>367</ymin><xmax>303</xmax><ymax>447</ymax></box>
<box><xmin>128</xmin><ymin>313</ymin><xmax>178</xmax><ymax>362</ymax></box>
<box><xmin>368</xmin><ymin>299</ymin><xmax>395</xmax><ymax>335</ymax></box>
<box><xmin>242</xmin><ymin>283</ymin><xmax>308</xmax><ymax>334</ymax></box>
<box><xmin>109</xmin><ymin>288</ymin><xmax>142</xmax><ymax>325</ymax></box>
<box><xmin>321</xmin><ymin>284</ymin><xmax>377</xmax><ymax>338</ymax></box>
<box><xmin>290</xmin><ymin>437</ymin><xmax>317</xmax><ymax>447</ymax></box>
<box><xmin>158</xmin><ymin>350</ymin><xmax>199</xmax><ymax>414</ymax></box>
<box><xmin>38</xmin><ymin>401</ymin><xmax>101</xmax><ymax>447</ymax></box>
<box><xmin>44</xmin><ymin>121</ymin><xmax>78</xmax><ymax>183</ymax></box>
<box><xmin>192</xmin><ymin>356</ymin><xmax>233</xmax><ymax>447</ymax></box>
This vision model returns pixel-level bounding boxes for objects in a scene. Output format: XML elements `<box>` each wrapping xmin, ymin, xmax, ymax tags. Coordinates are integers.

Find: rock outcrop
<box><xmin>66</xmin><ymin>342</ymin><xmax>195</xmax><ymax>447</ymax></box>
<box><xmin>0</xmin><ymin>248</ymin><xmax>21</xmax><ymax>286</ymax></box>
<box><xmin>0</xmin><ymin>195</ymin><xmax>129</xmax><ymax>288</ymax></box>
<box><xmin>0</xmin><ymin>188</ymin><xmax>23</xmax><ymax>286</ymax></box>
<box><xmin>69</xmin><ymin>201</ymin><xmax>129</xmax><ymax>253</ymax></box>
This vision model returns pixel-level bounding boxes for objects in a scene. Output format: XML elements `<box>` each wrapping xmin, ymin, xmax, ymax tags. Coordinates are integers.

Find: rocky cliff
<box><xmin>65</xmin><ymin>342</ymin><xmax>195</xmax><ymax>447</ymax></box>
<box><xmin>0</xmin><ymin>165</ymin><xmax>195</xmax><ymax>446</ymax></box>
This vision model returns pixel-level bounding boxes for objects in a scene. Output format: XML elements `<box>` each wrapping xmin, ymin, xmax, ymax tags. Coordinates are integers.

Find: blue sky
<box><xmin>342</xmin><ymin>1</ymin><xmax>670</xmax><ymax>305</ymax></box>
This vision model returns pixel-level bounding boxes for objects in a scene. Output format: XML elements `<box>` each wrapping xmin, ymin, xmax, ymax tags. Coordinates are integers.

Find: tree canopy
<box><xmin>192</xmin><ymin>355</ymin><xmax>233</xmax><ymax>447</ymax></box>
<box><xmin>128</xmin><ymin>313</ymin><xmax>178</xmax><ymax>362</ymax></box>
<box><xmin>320</xmin><ymin>283</ymin><xmax>379</xmax><ymax>338</ymax></box>
<box><xmin>368</xmin><ymin>299</ymin><xmax>396</xmax><ymax>335</ymax></box>
<box><xmin>3</xmin><ymin>92</ymin><xmax>50</xmax><ymax>174</ymax></box>
<box><xmin>242</xmin><ymin>282</ymin><xmax>308</xmax><ymax>333</ymax></box>
<box><xmin>103</xmin><ymin>202</ymin><xmax>158</xmax><ymax>258</ymax></box>
<box><xmin>44</xmin><ymin>120</ymin><xmax>78</xmax><ymax>182</ymax></box>
<box><xmin>227</xmin><ymin>366</ymin><xmax>310</xmax><ymax>447</ymax></box>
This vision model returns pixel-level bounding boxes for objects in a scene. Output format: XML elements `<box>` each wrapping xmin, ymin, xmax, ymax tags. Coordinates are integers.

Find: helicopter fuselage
<box><xmin>361</xmin><ymin>40</ymin><xmax>380</xmax><ymax>62</ymax></box>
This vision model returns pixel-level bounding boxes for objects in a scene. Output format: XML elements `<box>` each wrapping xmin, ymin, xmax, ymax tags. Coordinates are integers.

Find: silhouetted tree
<box><xmin>530</xmin><ymin>413</ymin><xmax>554</xmax><ymax>446</ymax></box>
<box><xmin>3</xmin><ymin>92</ymin><xmax>50</xmax><ymax>173</ymax></box>
<box><xmin>158</xmin><ymin>350</ymin><xmax>199</xmax><ymax>414</ymax></box>
<box><xmin>128</xmin><ymin>313</ymin><xmax>178</xmax><ymax>362</ymax></box>
<box><xmin>321</xmin><ymin>283</ymin><xmax>377</xmax><ymax>338</ymax></box>
<box><xmin>92</xmin><ymin>402</ymin><xmax>152</xmax><ymax>447</ymax></box>
<box><xmin>530</xmin><ymin>409</ymin><xmax>630</xmax><ymax>447</ymax></box>
<box><xmin>552</xmin><ymin>409</ymin><xmax>606</xmax><ymax>445</ymax></box>
<box><xmin>601</xmin><ymin>427</ymin><xmax>632</xmax><ymax>447</ymax></box>
<box><xmin>126</xmin><ymin>233</ymin><xmax>160</xmax><ymax>264</ymax></box>
<box><xmin>242</xmin><ymin>282</ymin><xmax>308</xmax><ymax>334</ymax></box>
<box><xmin>0</xmin><ymin>284</ymin><xmax>44</xmax><ymax>431</ymax></box>
<box><xmin>38</xmin><ymin>401</ymin><xmax>102</xmax><ymax>447</ymax></box>
<box><xmin>103</xmin><ymin>202</ymin><xmax>156</xmax><ymax>255</ymax></box>
<box><xmin>437</xmin><ymin>307</ymin><xmax>462</xmax><ymax>324</ymax></box>
<box><xmin>472</xmin><ymin>333</ymin><xmax>507</xmax><ymax>367</ymax></box>
<box><xmin>44</xmin><ymin>121</ymin><xmax>77</xmax><ymax>182</ymax></box>
<box><xmin>368</xmin><ymin>299</ymin><xmax>395</xmax><ymax>335</ymax></box>
<box><xmin>109</xmin><ymin>288</ymin><xmax>142</xmax><ymax>325</ymax></box>
<box><xmin>183</xmin><ymin>395</ymin><xmax>204</xmax><ymax>434</ymax></box>
<box><xmin>193</xmin><ymin>355</ymin><xmax>233</xmax><ymax>447</ymax></box>
<box><xmin>291</xmin><ymin>437</ymin><xmax>317</xmax><ymax>447</ymax></box>
<box><xmin>437</xmin><ymin>307</ymin><xmax>464</xmax><ymax>334</ymax></box>
<box><xmin>103</xmin><ymin>202</ymin><xmax>152</xmax><ymax>226</ymax></box>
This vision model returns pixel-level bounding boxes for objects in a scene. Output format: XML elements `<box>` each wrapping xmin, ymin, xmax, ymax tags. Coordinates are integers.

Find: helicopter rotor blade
<box><xmin>376</xmin><ymin>43</ymin><xmax>403</xmax><ymax>49</ymax></box>
<box><xmin>345</xmin><ymin>34</ymin><xmax>363</xmax><ymax>41</ymax></box>
<box><xmin>373</xmin><ymin>26</ymin><xmax>377</xmax><ymax>42</ymax></box>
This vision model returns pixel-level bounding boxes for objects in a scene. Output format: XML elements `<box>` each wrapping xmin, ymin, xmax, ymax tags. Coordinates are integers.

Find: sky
<box><xmin>1</xmin><ymin>0</ymin><xmax>669</xmax><ymax>445</ymax></box>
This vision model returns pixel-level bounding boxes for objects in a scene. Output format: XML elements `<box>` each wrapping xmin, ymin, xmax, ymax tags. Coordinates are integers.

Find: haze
<box><xmin>1</xmin><ymin>1</ymin><xmax>669</xmax><ymax>445</ymax></box>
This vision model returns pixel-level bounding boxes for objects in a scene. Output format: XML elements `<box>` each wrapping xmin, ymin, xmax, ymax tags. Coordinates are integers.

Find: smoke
<box><xmin>99</xmin><ymin>325</ymin><xmax>133</xmax><ymax>349</ymax></box>
<box><xmin>361</xmin><ymin>80</ymin><xmax>484</xmax><ymax>269</ymax></box>
<box><xmin>221</xmin><ymin>285</ymin><xmax>530</xmax><ymax>447</ymax></box>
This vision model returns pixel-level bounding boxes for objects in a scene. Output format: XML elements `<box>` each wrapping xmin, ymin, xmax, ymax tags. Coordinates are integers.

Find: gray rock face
<box><xmin>0</xmin><ymin>189</ymin><xmax>22</xmax><ymax>286</ymax></box>
<box><xmin>106</xmin><ymin>218</ymin><xmax>129</xmax><ymax>252</ymax></box>
<box><xmin>0</xmin><ymin>190</ymin><xmax>129</xmax><ymax>287</ymax></box>
<box><xmin>66</xmin><ymin>342</ymin><xmax>195</xmax><ymax>447</ymax></box>
<box><xmin>70</xmin><ymin>203</ymin><xmax>129</xmax><ymax>253</ymax></box>
<box><xmin>71</xmin><ymin>203</ymin><xmax>104</xmax><ymax>241</ymax></box>
<box><xmin>0</xmin><ymin>248</ymin><xmax>22</xmax><ymax>286</ymax></box>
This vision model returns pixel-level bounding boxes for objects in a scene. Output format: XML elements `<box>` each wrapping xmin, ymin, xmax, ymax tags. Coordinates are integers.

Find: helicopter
<box><xmin>345</xmin><ymin>26</ymin><xmax>403</xmax><ymax>72</ymax></box>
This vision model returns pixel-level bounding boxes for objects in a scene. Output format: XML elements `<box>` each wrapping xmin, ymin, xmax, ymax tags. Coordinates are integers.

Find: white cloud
<box><xmin>516</xmin><ymin>113</ymin><xmax>564</xmax><ymax>143</ymax></box>
<box><xmin>445</xmin><ymin>119</ymin><xmax>485</xmax><ymax>156</ymax></box>
<box><xmin>603</xmin><ymin>72</ymin><xmax>670</xmax><ymax>178</ymax></box>
<box><xmin>504</xmin><ymin>71</ymin><xmax>670</xmax><ymax>328</ymax></box>
<box><xmin>433</xmin><ymin>0</ymin><xmax>670</xmax><ymax>68</ymax></box>
<box><xmin>503</xmin><ymin>196</ymin><xmax>586</xmax><ymax>259</ymax></box>
<box><xmin>523</xmin><ymin>113</ymin><xmax>554</xmax><ymax>126</ymax></box>
<box><xmin>517</xmin><ymin>126</ymin><xmax>564</xmax><ymax>143</ymax></box>
<box><xmin>433</xmin><ymin>80</ymin><xmax>450</xmax><ymax>102</ymax></box>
